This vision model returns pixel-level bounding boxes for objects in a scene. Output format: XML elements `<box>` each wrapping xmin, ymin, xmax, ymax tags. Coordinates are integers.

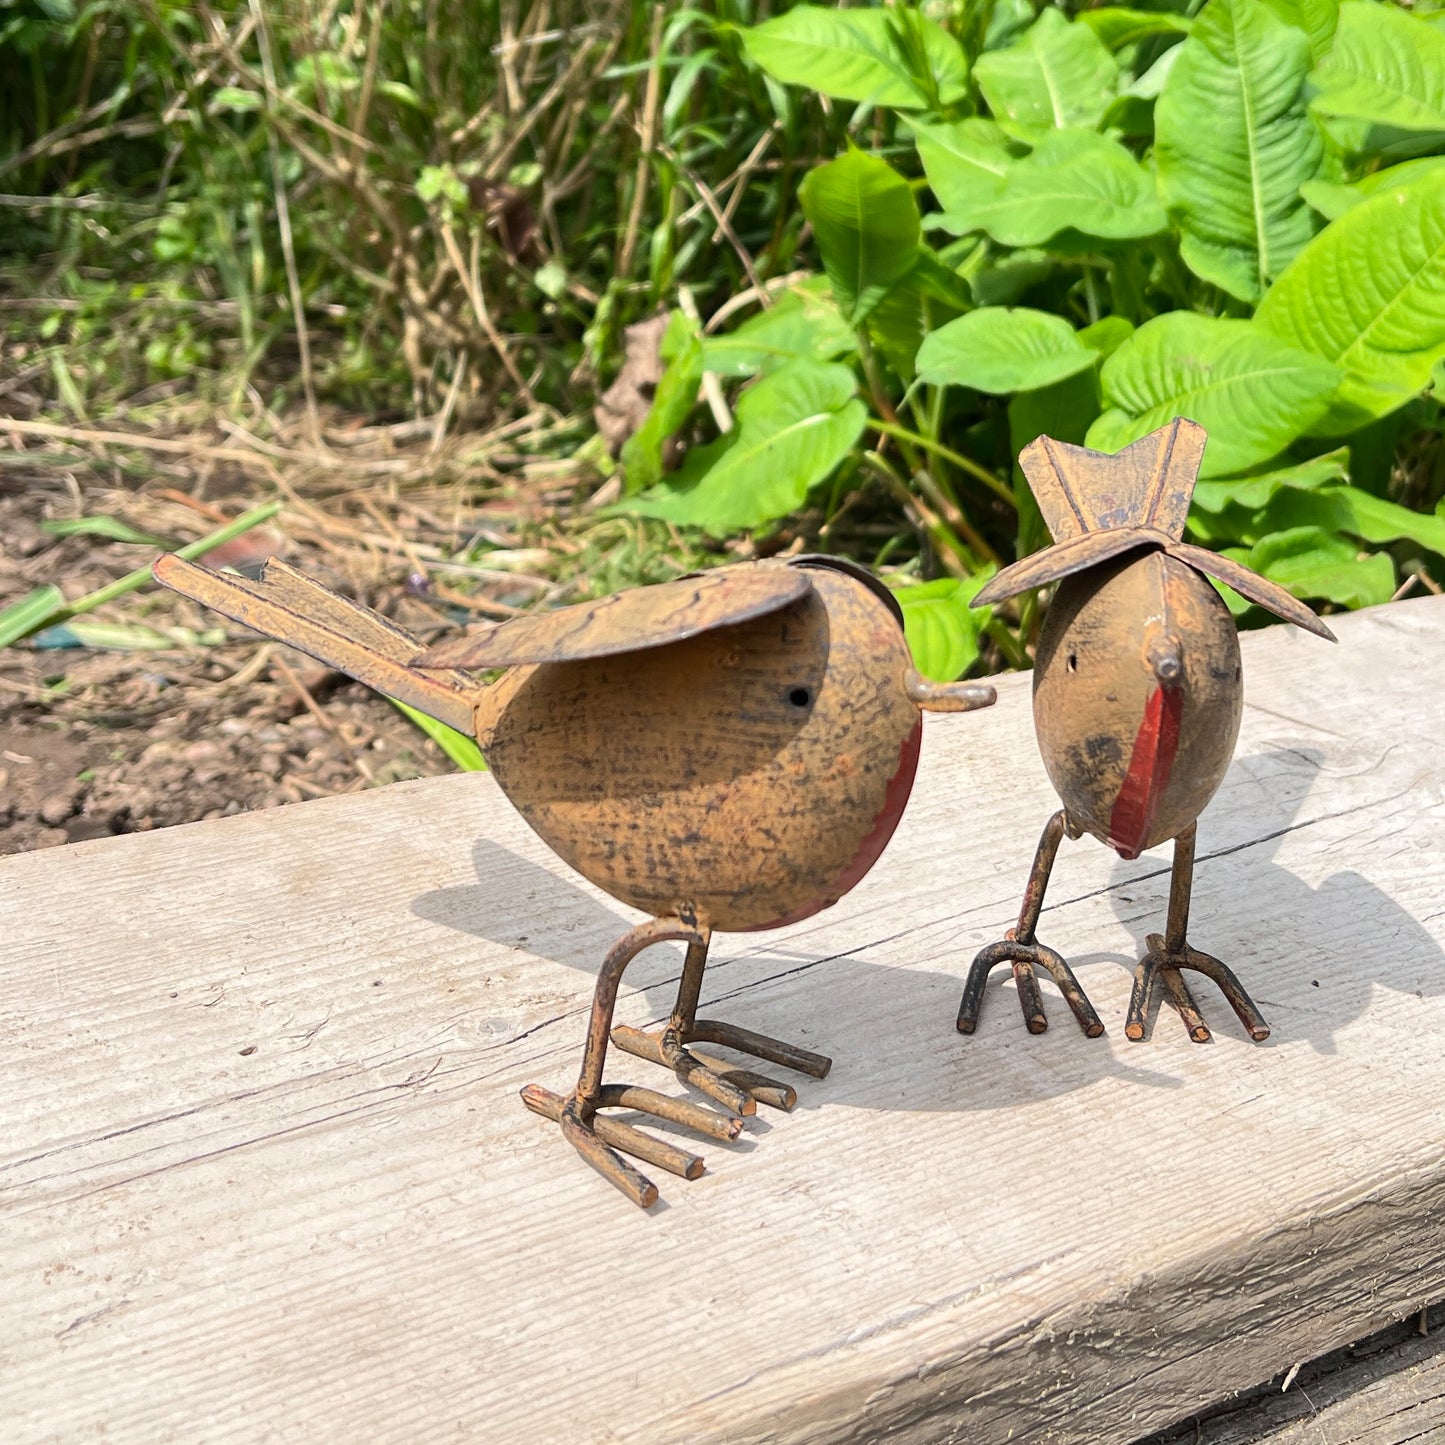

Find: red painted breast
<box><xmin>1107</xmin><ymin>683</ymin><xmax>1183</xmax><ymax>860</ymax></box>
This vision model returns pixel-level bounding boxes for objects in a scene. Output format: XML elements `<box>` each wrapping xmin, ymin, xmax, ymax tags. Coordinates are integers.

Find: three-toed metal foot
<box><xmin>1122</xmin><ymin>823</ymin><xmax>1269</xmax><ymax>1045</ymax></box>
<box><xmin>957</xmin><ymin>810</ymin><xmax>1105</xmax><ymax>1039</ymax></box>
<box><xmin>522</xmin><ymin>916</ymin><xmax>747</xmax><ymax>1209</ymax></box>
<box><xmin>1125</xmin><ymin>936</ymin><xmax>1270</xmax><ymax>1044</ymax></box>
<box><xmin>611</xmin><ymin>1017</ymin><xmax>831</xmax><ymax>1115</ymax></box>
<box><xmin>522</xmin><ymin>915</ymin><xmax>826</xmax><ymax>1209</ymax></box>
<box><xmin>958</xmin><ymin>933</ymin><xmax>1104</xmax><ymax>1037</ymax></box>
<box><xmin>520</xmin><ymin>1080</ymin><xmax>742</xmax><ymax>1209</ymax></box>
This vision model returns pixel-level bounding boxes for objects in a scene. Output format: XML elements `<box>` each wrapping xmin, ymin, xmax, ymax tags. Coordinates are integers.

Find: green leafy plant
<box><xmin>613</xmin><ymin>0</ymin><xmax>1445</xmax><ymax>677</ymax></box>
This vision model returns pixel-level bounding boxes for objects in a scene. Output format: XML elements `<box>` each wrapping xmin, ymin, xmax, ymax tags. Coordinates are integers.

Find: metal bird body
<box><xmin>959</xmin><ymin>419</ymin><xmax>1333</xmax><ymax>1045</ymax></box>
<box><xmin>154</xmin><ymin>551</ymin><xmax>993</xmax><ymax>1206</ymax></box>
<box><xmin>472</xmin><ymin>566</ymin><xmax>922</xmax><ymax>931</ymax></box>
<box><xmin>1033</xmin><ymin>549</ymin><xmax>1242</xmax><ymax>862</ymax></box>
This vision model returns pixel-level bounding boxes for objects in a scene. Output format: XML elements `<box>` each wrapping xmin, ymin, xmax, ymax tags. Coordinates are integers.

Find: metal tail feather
<box><xmin>152</xmin><ymin>554</ymin><xmax>480</xmax><ymax>736</ymax></box>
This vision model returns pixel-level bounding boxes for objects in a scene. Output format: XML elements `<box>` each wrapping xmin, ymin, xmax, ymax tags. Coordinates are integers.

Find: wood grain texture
<box><xmin>1150</xmin><ymin>1314</ymin><xmax>1445</xmax><ymax>1443</ymax></box>
<box><xmin>4</xmin><ymin>597</ymin><xmax>1445</xmax><ymax>1444</ymax></box>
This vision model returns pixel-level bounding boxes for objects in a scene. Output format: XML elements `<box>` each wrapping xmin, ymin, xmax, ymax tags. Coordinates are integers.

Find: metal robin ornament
<box><xmin>957</xmin><ymin>418</ymin><xmax>1335</xmax><ymax>1046</ymax></box>
<box><xmin>153</xmin><ymin>552</ymin><xmax>995</xmax><ymax>1207</ymax></box>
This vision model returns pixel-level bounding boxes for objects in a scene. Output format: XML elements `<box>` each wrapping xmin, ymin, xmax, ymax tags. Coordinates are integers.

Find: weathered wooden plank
<box><xmin>3</xmin><ymin>597</ymin><xmax>1445</xmax><ymax>1444</ymax></box>
<box><xmin>1147</xmin><ymin>1313</ymin><xmax>1445</xmax><ymax>1443</ymax></box>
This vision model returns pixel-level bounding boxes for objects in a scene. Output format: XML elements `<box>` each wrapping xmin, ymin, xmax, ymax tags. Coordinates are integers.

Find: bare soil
<box><xmin>0</xmin><ymin>484</ymin><xmax>483</xmax><ymax>856</ymax></box>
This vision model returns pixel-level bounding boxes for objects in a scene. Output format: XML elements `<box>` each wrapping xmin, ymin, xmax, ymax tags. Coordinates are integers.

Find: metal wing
<box><xmin>1020</xmin><ymin>418</ymin><xmax>1207</xmax><ymax>543</ymax></box>
<box><xmin>414</xmin><ymin>563</ymin><xmax>814</xmax><ymax>669</ymax></box>
<box><xmin>971</xmin><ymin>527</ymin><xmax>1172</xmax><ymax>609</ymax></box>
<box><xmin>1167</xmin><ymin>543</ymin><xmax>1337</xmax><ymax>641</ymax></box>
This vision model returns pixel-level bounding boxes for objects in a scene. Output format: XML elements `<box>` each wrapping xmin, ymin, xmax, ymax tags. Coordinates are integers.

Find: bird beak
<box><xmin>904</xmin><ymin>668</ymin><xmax>997</xmax><ymax>713</ymax></box>
<box><xmin>1146</xmin><ymin>632</ymin><xmax>1184</xmax><ymax>688</ymax></box>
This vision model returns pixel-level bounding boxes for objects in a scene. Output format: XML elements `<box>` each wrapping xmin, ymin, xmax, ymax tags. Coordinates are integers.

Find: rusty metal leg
<box><xmin>611</xmin><ymin>930</ymin><xmax>833</xmax><ymax>1115</ymax></box>
<box><xmin>1124</xmin><ymin>827</ymin><xmax>1270</xmax><ymax>1045</ymax></box>
<box><xmin>958</xmin><ymin>812</ymin><xmax>1103</xmax><ymax>1038</ymax></box>
<box><xmin>519</xmin><ymin>915</ymin><xmax>729</xmax><ymax>1209</ymax></box>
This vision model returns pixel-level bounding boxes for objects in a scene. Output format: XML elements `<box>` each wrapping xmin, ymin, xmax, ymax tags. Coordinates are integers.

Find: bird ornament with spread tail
<box><xmin>957</xmin><ymin>418</ymin><xmax>1335</xmax><ymax>1046</ymax></box>
<box><xmin>153</xmin><ymin>551</ymin><xmax>995</xmax><ymax>1207</ymax></box>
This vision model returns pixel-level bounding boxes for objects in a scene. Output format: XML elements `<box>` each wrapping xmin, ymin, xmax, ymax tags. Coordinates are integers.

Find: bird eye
<box><xmin>788</xmin><ymin>686</ymin><xmax>811</xmax><ymax>708</ymax></box>
<box><xmin>1067</xmin><ymin>653</ymin><xmax>1078</xmax><ymax>673</ymax></box>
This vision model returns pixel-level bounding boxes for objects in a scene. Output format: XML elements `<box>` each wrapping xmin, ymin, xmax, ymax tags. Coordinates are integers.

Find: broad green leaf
<box><xmin>1100</xmin><ymin>42</ymin><xmax>1186</xmax><ymax>134</ymax></box>
<box><xmin>0</xmin><ymin>585</ymin><xmax>65</xmax><ymax>649</ymax></box>
<box><xmin>974</xmin><ymin>9</ymin><xmax>1118</xmax><ymax>140</ymax></box>
<box><xmin>1078</xmin><ymin>314</ymin><xmax>1135</xmax><ymax>361</ymax></box>
<box><xmin>893</xmin><ymin>572</ymin><xmax>996</xmax><ymax>682</ymax></box>
<box><xmin>1254</xmin><ymin>483</ymin><xmax>1445</xmax><ymax>555</ymax></box>
<box><xmin>700</xmin><ymin>281</ymin><xmax>855</xmax><ymax>378</ymax></box>
<box><xmin>1261</xmin><ymin>0</ymin><xmax>1338</xmax><ymax>62</ymax></box>
<box><xmin>1255</xmin><ymin>169</ymin><xmax>1445</xmax><ymax>433</ymax></box>
<box><xmin>1301</xmin><ymin>156</ymin><xmax>1445</xmax><ymax>221</ymax></box>
<box><xmin>1225</xmin><ymin>526</ymin><xmax>1393</xmax><ymax>608</ymax></box>
<box><xmin>621</xmin><ymin>314</ymin><xmax>703</xmax><ymax>494</ymax></box>
<box><xmin>984</xmin><ymin>0</ymin><xmax>1035</xmax><ymax>53</ymax></box>
<box><xmin>625</xmin><ymin>361</ymin><xmax>866</xmax><ymax>536</ymax></box>
<box><xmin>917</xmin><ymin>307</ymin><xmax>1095</xmax><ymax>394</ymax></box>
<box><xmin>967</xmin><ymin>248</ymin><xmax>1056</xmax><ymax>306</ymax></box>
<box><xmin>1087</xmin><ymin>312</ymin><xmax>1341</xmax><ymax>476</ymax></box>
<box><xmin>738</xmin><ymin>6</ymin><xmax>969</xmax><ymax>110</ymax></box>
<box><xmin>1310</xmin><ymin>2</ymin><xmax>1445</xmax><ymax>134</ymax></box>
<box><xmin>1077</xmin><ymin>7</ymin><xmax>1192</xmax><ymax>51</ymax></box>
<box><xmin>865</xmin><ymin>248</ymin><xmax>969</xmax><ymax>379</ymax></box>
<box><xmin>40</xmin><ymin>516</ymin><xmax>171</xmax><ymax>546</ymax></box>
<box><xmin>934</xmin><ymin>129</ymin><xmax>1165</xmax><ymax>247</ymax></box>
<box><xmin>1127</xmin><ymin>43</ymin><xmax>1185</xmax><ymax>103</ymax></box>
<box><xmin>910</xmin><ymin>248</ymin><xmax>975</xmax><ymax>312</ymax></box>
<box><xmin>1191</xmin><ymin>447</ymin><xmax>1349</xmax><ymax>512</ymax></box>
<box><xmin>1155</xmin><ymin>0</ymin><xmax>1325</xmax><ymax>303</ymax></box>
<box><xmin>910</xmin><ymin>118</ymin><xmax>1019</xmax><ymax>214</ymax></box>
<box><xmin>1335</xmin><ymin>491</ymin><xmax>1445</xmax><ymax>555</ymax></box>
<box><xmin>800</xmin><ymin>148</ymin><xmax>920</xmax><ymax>325</ymax></box>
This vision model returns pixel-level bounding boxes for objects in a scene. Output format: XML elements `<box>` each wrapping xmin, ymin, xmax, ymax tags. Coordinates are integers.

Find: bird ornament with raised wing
<box><xmin>956</xmin><ymin>418</ymin><xmax>1334</xmax><ymax>1046</ymax></box>
<box><xmin>154</xmin><ymin>551</ymin><xmax>995</xmax><ymax>1207</ymax></box>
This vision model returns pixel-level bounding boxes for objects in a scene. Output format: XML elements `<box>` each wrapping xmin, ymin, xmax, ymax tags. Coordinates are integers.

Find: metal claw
<box><xmin>958</xmin><ymin>937</ymin><xmax>1104</xmax><ymax>1038</ymax></box>
<box><xmin>610</xmin><ymin>1025</ymin><xmax>758</xmax><ymax>1116</ymax></box>
<box><xmin>611</xmin><ymin>1022</ymin><xmax>825</xmax><ymax>1113</ymax></box>
<box><xmin>959</xmin><ymin>809</ymin><xmax>1103</xmax><ymax>1040</ymax></box>
<box><xmin>1126</xmin><ymin>936</ymin><xmax>1270</xmax><ymax>1044</ymax></box>
<box><xmin>1124</xmin><ymin>826</ymin><xmax>1270</xmax><ymax>1045</ymax></box>
<box><xmin>679</xmin><ymin>1054</ymin><xmax>797</xmax><ymax>1113</ymax></box>
<box><xmin>690</xmin><ymin>1018</ymin><xmax>833</xmax><ymax>1079</ymax></box>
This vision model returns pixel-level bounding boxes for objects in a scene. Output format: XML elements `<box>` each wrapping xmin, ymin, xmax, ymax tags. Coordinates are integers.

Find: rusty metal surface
<box><xmin>960</xmin><ymin>420</ymin><xmax>1327</xmax><ymax>1047</ymax></box>
<box><xmin>483</xmin><ymin>566</ymin><xmax>925</xmax><ymax>931</ymax></box>
<box><xmin>1125</xmin><ymin>823</ymin><xmax>1272</xmax><ymax>1044</ymax></box>
<box><xmin>415</xmin><ymin>562</ymin><xmax>813</xmax><ymax>669</ymax></box>
<box><xmin>1020</xmin><ymin>417</ymin><xmax>1207</xmax><ymax>542</ymax></box>
<box><xmin>153</xmin><ymin>550</ymin><xmax>997</xmax><ymax>1208</ymax></box>
<box><xmin>974</xmin><ymin>418</ymin><xmax>1337</xmax><ymax>641</ymax></box>
<box><xmin>957</xmin><ymin>811</ymin><xmax>1104</xmax><ymax>1039</ymax></box>
<box><xmin>1034</xmin><ymin>549</ymin><xmax>1242</xmax><ymax>858</ymax></box>
<box><xmin>152</xmin><ymin>554</ymin><xmax>478</xmax><ymax>734</ymax></box>
<box><xmin>1170</xmin><ymin>541</ymin><xmax>1337</xmax><ymax>640</ymax></box>
<box><xmin>972</xmin><ymin>525</ymin><xmax>1171</xmax><ymax>609</ymax></box>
